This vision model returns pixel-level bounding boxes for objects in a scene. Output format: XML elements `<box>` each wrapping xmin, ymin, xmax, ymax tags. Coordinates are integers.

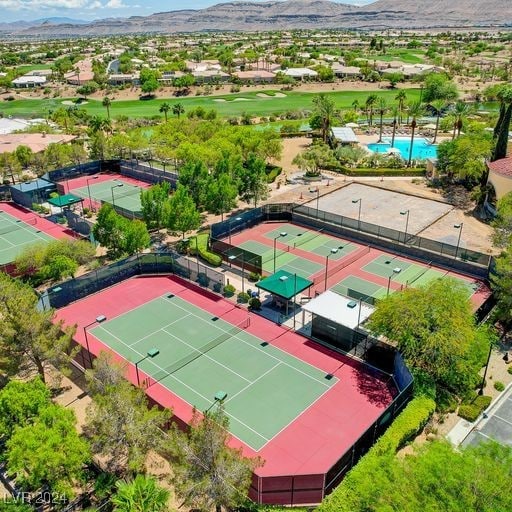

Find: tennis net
<box><xmin>0</xmin><ymin>217</ymin><xmax>37</xmax><ymax>236</ymax></box>
<box><xmin>406</xmin><ymin>262</ymin><xmax>432</xmax><ymax>287</ymax></box>
<box><xmin>293</xmin><ymin>228</ymin><xmax>324</xmax><ymax>249</ymax></box>
<box><xmin>314</xmin><ymin>245</ymin><xmax>370</xmax><ymax>285</ymax></box>
<box><xmin>262</xmin><ymin>244</ymin><xmax>290</xmax><ymax>265</ymax></box>
<box><xmin>112</xmin><ymin>186</ymin><xmax>142</xmax><ymax>200</ymax></box>
<box><xmin>147</xmin><ymin>316</ymin><xmax>251</xmax><ymax>386</ymax></box>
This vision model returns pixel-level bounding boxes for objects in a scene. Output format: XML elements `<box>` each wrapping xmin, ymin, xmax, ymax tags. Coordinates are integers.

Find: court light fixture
<box><xmin>135</xmin><ymin>348</ymin><xmax>160</xmax><ymax>387</ymax></box>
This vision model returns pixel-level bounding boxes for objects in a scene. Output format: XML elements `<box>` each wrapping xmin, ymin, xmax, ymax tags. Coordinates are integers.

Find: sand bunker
<box><xmin>213</xmin><ymin>99</ymin><xmax>227</xmax><ymax>102</ymax></box>
<box><xmin>256</xmin><ymin>92</ymin><xmax>287</xmax><ymax>98</ymax></box>
<box><xmin>62</xmin><ymin>100</ymin><xmax>88</xmax><ymax>106</ymax></box>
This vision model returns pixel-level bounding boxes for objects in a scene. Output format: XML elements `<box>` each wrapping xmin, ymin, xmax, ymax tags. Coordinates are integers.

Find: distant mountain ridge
<box><xmin>1</xmin><ymin>0</ymin><xmax>510</xmax><ymax>36</ymax></box>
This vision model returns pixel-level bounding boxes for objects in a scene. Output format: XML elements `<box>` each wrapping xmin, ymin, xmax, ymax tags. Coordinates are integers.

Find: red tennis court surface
<box><xmin>227</xmin><ymin>221</ymin><xmax>491</xmax><ymax>311</ymax></box>
<box><xmin>55</xmin><ymin>275</ymin><xmax>397</xmax><ymax>505</ymax></box>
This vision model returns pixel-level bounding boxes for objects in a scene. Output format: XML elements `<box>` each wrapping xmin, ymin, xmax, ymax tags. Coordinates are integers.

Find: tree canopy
<box><xmin>319</xmin><ymin>440</ymin><xmax>512</xmax><ymax>512</ymax></box>
<box><xmin>366</xmin><ymin>278</ymin><xmax>490</xmax><ymax>398</ymax></box>
<box><xmin>168</xmin><ymin>405</ymin><xmax>263</xmax><ymax>512</ymax></box>
<box><xmin>0</xmin><ymin>273</ymin><xmax>76</xmax><ymax>382</ymax></box>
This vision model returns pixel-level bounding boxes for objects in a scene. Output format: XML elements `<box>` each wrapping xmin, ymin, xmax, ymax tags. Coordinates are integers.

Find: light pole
<box><xmin>86</xmin><ymin>175</ymin><xmax>98</xmax><ymax>212</ymax></box>
<box><xmin>387</xmin><ymin>268</ymin><xmax>401</xmax><ymax>296</ymax></box>
<box><xmin>273</xmin><ymin>231</ymin><xmax>287</xmax><ymax>274</ymax></box>
<box><xmin>205</xmin><ymin>391</ymin><xmax>228</xmax><ymax>413</ymax></box>
<box><xmin>352</xmin><ymin>198</ymin><xmax>362</xmax><ymax>230</ymax></box>
<box><xmin>83</xmin><ymin>315</ymin><xmax>107</xmax><ymax>369</ymax></box>
<box><xmin>135</xmin><ymin>348</ymin><xmax>160</xmax><ymax>387</ymax></box>
<box><xmin>229</xmin><ymin>253</ymin><xmax>245</xmax><ymax>293</ymax></box>
<box><xmin>228</xmin><ymin>216</ymin><xmax>242</xmax><ymax>245</ymax></box>
<box><xmin>324</xmin><ymin>247</ymin><xmax>340</xmax><ymax>291</ymax></box>
<box><xmin>454</xmin><ymin>223</ymin><xmax>464</xmax><ymax>259</ymax></box>
<box><xmin>400</xmin><ymin>209</ymin><xmax>410</xmax><ymax>244</ymax></box>
<box><xmin>309</xmin><ymin>187</ymin><xmax>320</xmax><ymax>216</ymax></box>
<box><xmin>111</xmin><ymin>182</ymin><xmax>124</xmax><ymax>207</ymax></box>
<box><xmin>479</xmin><ymin>342</ymin><xmax>494</xmax><ymax>395</ymax></box>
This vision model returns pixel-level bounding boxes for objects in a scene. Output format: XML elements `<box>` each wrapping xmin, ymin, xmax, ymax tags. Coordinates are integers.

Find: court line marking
<box><xmin>93</xmin><ymin>324</ymin><xmax>268</xmax><ymax>444</ymax></box>
<box><xmin>129</xmin><ymin>312</ymin><xmax>194</xmax><ymax>348</ymax></box>
<box><xmin>254</xmin><ymin>373</ymin><xmax>339</xmax><ymax>450</ymax></box>
<box><xmin>0</xmin><ymin>215</ymin><xmax>53</xmax><ymax>253</ymax></box>
<box><xmin>161</xmin><ymin>327</ymin><xmax>252</xmax><ymax>383</ymax></box>
<box><xmin>161</xmin><ymin>294</ymin><xmax>332</xmax><ymax>388</ymax></box>
<box><xmin>225</xmin><ymin>362</ymin><xmax>281</xmax><ymax>403</ymax></box>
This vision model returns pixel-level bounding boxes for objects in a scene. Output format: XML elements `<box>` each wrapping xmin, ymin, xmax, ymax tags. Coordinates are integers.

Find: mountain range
<box><xmin>1</xmin><ymin>0</ymin><xmax>510</xmax><ymax>37</ymax></box>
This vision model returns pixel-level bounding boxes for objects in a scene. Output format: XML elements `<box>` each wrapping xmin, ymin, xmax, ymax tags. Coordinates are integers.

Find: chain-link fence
<box><xmin>293</xmin><ymin>204</ymin><xmax>490</xmax><ymax>268</ymax></box>
<box><xmin>120</xmin><ymin>161</ymin><xmax>178</xmax><ymax>188</ymax></box>
<box><xmin>41</xmin><ymin>252</ymin><xmax>225</xmax><ymax>309</ymax></box>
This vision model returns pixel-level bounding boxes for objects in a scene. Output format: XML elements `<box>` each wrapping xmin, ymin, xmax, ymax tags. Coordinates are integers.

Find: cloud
<box><xmin>0</xmin><ymin>0</ymin><xmax>133</xmax><ymax>10</ymax></box>
<box><xmin>104</xmin><ymin>0</ymin><xmax>127</xmax><ymax>7</ymax></box>
<box><xmin>0</xmin><ymin>0</ymin><xmax>100</xmax><ymax>9</ymax></box>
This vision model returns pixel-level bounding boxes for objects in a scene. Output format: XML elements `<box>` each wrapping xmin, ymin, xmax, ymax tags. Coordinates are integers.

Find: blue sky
<box><xmin>1</xmin><ymin>0</ymin><xmax>374</xmax><ymax>23</ymax></box>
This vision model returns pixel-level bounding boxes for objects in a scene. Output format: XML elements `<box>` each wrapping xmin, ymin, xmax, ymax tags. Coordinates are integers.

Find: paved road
<box><xmin>462</xmin><ymin>383</ymin><xmax>512</xmax><ymax>449</ymax></box>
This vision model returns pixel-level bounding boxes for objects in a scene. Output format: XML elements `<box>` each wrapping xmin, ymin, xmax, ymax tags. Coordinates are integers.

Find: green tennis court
<box><xmin>90</xmin><ymin>293</ymin><xmax>336</xmax><ymax>450</ymax></box>
<box><xmin>239</xmin><ymin>240</ymin><xmax>323</xmax><ymax>278</ymax></box>
<box><xmin>0</xmin><ymin>210</ymin><xmax>52</xmax><ymax>265</ymax></box>
<box><xmin>264</xmin><ymin>223</ymin><xmax>356</xmax><ymax>259</ymax></box>
<box><xmin>71</xmin><ymin>179</ymin><xmax>143</xmax><ymax>216</ymax></box>
<box><xmin>332</xmin><ymin>275</ymin><xmax>388</xmax><ymax>304</ymax></box>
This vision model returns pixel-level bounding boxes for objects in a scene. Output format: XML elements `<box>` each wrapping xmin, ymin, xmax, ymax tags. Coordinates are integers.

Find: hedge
<box><xmin>343</xmin><ymin>167</ymin><xmax>426</xmax><ymax>177</ymax></box>
<box><xmin>458</xmin><ymin>395</ymin><xmax>492</xmax><ymax>422</ymax></box>
<box><xmin>266</xmin><ymin>165</ymin><xmax>282</xmax><ymax>183</ymax></box>
<box><xmin>190</xmin><ymin>233</ymin><xmax>222</xmax><ymax>267</ymax></box>
<box><xmin>317</xmin><ymin>396</ymin><xmax>435</xmax><ymax>512</ymax></box>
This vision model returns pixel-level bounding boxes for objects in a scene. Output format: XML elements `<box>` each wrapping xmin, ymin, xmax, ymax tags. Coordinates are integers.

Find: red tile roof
<box><xmin>488</xmin><ymin>157</ymin><xmax>512</xmax><ymax>177</ymax></box>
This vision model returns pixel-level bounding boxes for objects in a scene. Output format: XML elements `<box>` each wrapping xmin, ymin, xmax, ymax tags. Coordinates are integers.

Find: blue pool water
<box><xmin>367</xmin><ymin>137</ymin><xmax>437</xmax><ymax>160</ymax></box>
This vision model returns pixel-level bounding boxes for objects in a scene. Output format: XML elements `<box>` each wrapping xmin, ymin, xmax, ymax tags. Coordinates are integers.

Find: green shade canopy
<box><xmin>48</xmin><ymin>194</ymin><xmax>83</xmax><ymax>208</ymax></box>
<box><xmin>256</xmin><ymin>270</ymin><xmax>313</xmax><ymax>300</ymax></box>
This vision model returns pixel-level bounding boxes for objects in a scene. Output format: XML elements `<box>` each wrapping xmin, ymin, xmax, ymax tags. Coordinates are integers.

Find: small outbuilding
<box><xmin>302</xmin><ymin>290</ymin><xmax>374</xmax><ymax>352</ymax></box>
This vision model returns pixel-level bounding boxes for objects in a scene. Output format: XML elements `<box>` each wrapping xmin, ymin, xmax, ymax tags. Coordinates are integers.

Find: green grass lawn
<box><xmin>1</xmin><ymin>88</ymin><xmax>421</xmax><ymax>119</ymax></box>
<box><xmin>13</xmin><ymin>64</ymin><xmax>54</xmax><ymax>73</ymax></box>
<box><xmin>360</xmin><ymin>50</ymin><xmax>426</xmax><ymax>64</ymax></box>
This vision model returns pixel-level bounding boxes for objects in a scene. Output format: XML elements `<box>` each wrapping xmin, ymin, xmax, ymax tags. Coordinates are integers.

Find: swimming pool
<box><xmin>367</xmin><ymin>137</ymin><xmax>437</xmax><ymax>160</ymax></box>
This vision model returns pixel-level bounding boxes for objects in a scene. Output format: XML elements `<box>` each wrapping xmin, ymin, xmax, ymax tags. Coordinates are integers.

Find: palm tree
<box><xmin>352</xmin><ymin>99</ymin><xmax>360</xmax><ymax>112</ymax></box>
<box><xmin>390</xmin><ymin>105</ymin><xmax>399</xmax><ymax>148</ymax></box>
<box><xmin>102</xmin><ymin>96</ymin><xmax>112</xmax><ymax>119</ymax></box>
<box><xmin>111</xmin><ymin>475</ymin><xmax>169</xmax><ymax>512</ymax></box>
<box><xmin>365</xmin><ymin>94</ymin><xmax>378</xmax><ymax>126</ymax></box>
<box><xmin>377</xmin><ymin>98</ymin><xmax>387</xmax><ymax>143</ymax></box>
<box><xmin>159</xmin><ymin>102</ymin><xmax>171</xmax><ymax>122</ymax></box>
<box><xmin>172</xmin><ymin>103</ymin><xmax>185</xmax><ymax>119</ymax></box>
<box><xmin>430</xmin><ymin>99</ymin><xmax>446</xmax><ymax>144</ymax></box>
<box><xmin>452</xmin><ymin>100</ymin><xmax>471</xmax><ymax>140</ymax></box>
<box><xmin>312</xmin><ymin>93</ymin><xmax>336</xmax><ymax>143</ymax></box>
<box><xmin>395</xmin><ymin>90</ymin><xmax>407</xmax><ymax>126</ymax></box>
<box><xmin>407</xmin><ymin>102</ymin><xmax>425</xmax><ymax>168</ymax></box>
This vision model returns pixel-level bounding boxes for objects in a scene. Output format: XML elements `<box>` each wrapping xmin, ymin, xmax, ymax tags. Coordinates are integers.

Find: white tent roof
<box><xmin>302</xmin><ymin>290</ymin><xmax>374</xmax><ymax>329</ymax></box>
<box><xmin>330</xmin><ymin>127</ymin><xmax>359</xmax><ymax>143</ymax></box>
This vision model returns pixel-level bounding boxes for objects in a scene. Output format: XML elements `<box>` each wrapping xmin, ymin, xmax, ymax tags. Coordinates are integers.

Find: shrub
<box><xmin>317</xmin><ymin>396</ymin><xmax>435</xmax><ymax>512</ymax></box>
<box><xmin>266</xmin><ymin>165</ymin><xmax>282</xmax><ymax>183</ymax></box>
<box><xmin>249</xmin><ymin>297</ymin><xmax>261</xmax><ymax>310</ymax></box>
<box><xmin>223</xmin><ymin>284</ymin><xmax>236</xmax><ymax>297</ymax></box>
<box><xmin>494</xmin><ymin>381</ymin><xmax>505</xmax><ymax>392</ymax></box>
<box><xmin>190</xmin><ymin>234</ymin><xmax>222</xmax><ymax>267</ymax></box>
<box><xmin>237</xmin><ymin>292</ymin><xmax>250</xmax><ymax>304</ymax></box>
<box><xmin>508</xmin><ymin>366</ymin><xmax>512</xmax><ymax>375</ymax></box>
<box><xmin>248</xmin><ymin>271</ymin><xmax>261</xmax><ymax>282</ymax></box>
<box><xmin>373</xmin><ymin>396</ymin><xmax>436</xmax><ymax>454</ymax></box>
<box><xmin>458</xmin><ymin>395</ymin><xmax>492</xmax><ymax>422</ymax></box>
